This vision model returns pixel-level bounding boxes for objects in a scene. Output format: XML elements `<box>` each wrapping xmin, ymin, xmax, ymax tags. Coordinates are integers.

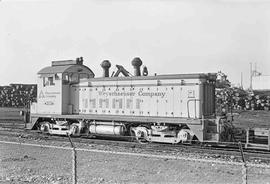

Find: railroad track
<box><xmin>0</xmin><ymin>120</ymin><xmax>25</xmax><ymax>129</ymax></box>
<box><xmin>0</xmin><ymin>125</ymin><xmax>269</xmax><ymax>164</ymax></box>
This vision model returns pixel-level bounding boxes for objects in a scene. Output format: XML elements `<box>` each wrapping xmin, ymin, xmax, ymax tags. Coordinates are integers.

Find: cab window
<box><xmin>43</xmin><ymin>76</ymin><xmax>55</xmax><ymax>86</ymax></box>
<box><xmin>62</xmin><ymin>73</ymin><xmax>70</xmax><ymax>84</ymax></box>
<box><xmin>70</xmin><ymin>73</ymin><xmax>79</xmax><ymax>84</ymax></box>
<box><xmin>79</xmin><ymin>73</ymin><xmax>89</xmax><ymax>81</ymax></box>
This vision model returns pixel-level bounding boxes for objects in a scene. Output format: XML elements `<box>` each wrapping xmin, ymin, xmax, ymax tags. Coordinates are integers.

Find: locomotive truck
<box><xmin>28</xmin><ymin>57</ymin><xmax>226</xmax><ymax>144</ymax></box>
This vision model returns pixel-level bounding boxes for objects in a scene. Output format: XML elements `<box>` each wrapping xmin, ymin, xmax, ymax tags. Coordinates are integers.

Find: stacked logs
<box><xmin>0</xmin><ymin>84</ymin><xmax>37</xmax><ymax>108</ymax></box>
<box><xmin>216</xmin><ymin>87</ymin><xmax>270</xmax><ymax>114</ymax></box>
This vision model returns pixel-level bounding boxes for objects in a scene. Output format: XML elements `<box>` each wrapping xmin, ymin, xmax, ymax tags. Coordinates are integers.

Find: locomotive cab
<box><xmin>31</xmin><ymin>57</ymin><xmax>94</xmax><ymax>116</ymax></box>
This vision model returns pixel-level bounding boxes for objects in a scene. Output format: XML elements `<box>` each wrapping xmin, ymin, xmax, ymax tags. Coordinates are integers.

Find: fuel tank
<box><xmin>89</xmin><ymin>122</ymin><xmax>125</xmax><ymax>136</ymax></box>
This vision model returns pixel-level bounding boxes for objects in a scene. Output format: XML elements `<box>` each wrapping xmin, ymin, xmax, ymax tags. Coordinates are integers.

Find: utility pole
<box><xmin>255</xmin><ymin>62</ymin><xmax>257</xmax><ymax>74</ymax></box>
<box><xmin>241</xmin><ymin>72</ymin><xmax>243</xmax><ymax>89</ymax></box>
<box><xmin>250</xmin><ymin>62</ymin><xmax>253</xmax><ymax>90</ymax></box>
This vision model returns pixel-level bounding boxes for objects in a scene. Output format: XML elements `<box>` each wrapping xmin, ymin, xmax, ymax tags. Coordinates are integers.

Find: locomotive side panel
<box><xmin>72</xmin><ymin>77</ymin><xmax>205</xmax><ymax>119</ymax></box>
<box><xmin>70</xmin><ymin>87</ymin><xmax>79</xmax><ymax>114</ymax></box>
<box><xmin>36</xmin><ymin>73</ymin><xmax>62</xmax><ymax>115</ymax></box>
<box><xmin>180</xmin><ymin>85</ymin><xmax>201</xmax><ymax>118</ymax></box>
<box><xmin>79</xmin><ymin>88</ymin><xmax>89</xmax><ymax>113</ymax></box>
<box><xmin>156</xmin><ymin>86</ymin><xmax>167</xmax><ymax>117</ymax></box>
<box><xmin>62</xmin><ymin>84</ymin><xmax>70</xmax><ymax>114</ymax></box>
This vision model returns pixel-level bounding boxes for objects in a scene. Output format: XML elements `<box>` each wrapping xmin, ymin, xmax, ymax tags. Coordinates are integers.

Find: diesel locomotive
<box><xmin>28</xmin><ymin>57</ymin><xmax>226</xmax><ymax>144</ymax></box>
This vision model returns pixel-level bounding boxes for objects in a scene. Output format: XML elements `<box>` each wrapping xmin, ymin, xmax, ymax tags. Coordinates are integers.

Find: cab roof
<box><xmin>38</xmin><ymin>65</ymin><xmax>79</xmax><ymax>74</ymax></box>
<box><xmin>37</xmin><ymin>62</ymin><xmax>94</xmax><ymax>77</ymax></box>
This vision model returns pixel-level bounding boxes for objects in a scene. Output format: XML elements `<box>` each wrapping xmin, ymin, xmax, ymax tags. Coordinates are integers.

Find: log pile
<box><xmin>0</xmin><ymin>84</ymin><xmax>37</xmax><ymax>108</ymax></box>
<box><xmin>216</xmin><ymin>87</ymin><xmax>270</xmax><ymax>114</ymax></box>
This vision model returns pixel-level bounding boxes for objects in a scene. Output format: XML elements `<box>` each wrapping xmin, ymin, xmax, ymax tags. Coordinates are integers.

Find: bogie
<box><xmin>35</xmin><ymin>118</ymin><xmax>197</xmax><ymax>145</ymax></box>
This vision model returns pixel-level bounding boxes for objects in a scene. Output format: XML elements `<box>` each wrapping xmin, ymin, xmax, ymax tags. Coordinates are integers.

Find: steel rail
<box><xmin>0</xmin><ymin>128</ymin><xmax>269</xmax><ymax>164</ymax></box>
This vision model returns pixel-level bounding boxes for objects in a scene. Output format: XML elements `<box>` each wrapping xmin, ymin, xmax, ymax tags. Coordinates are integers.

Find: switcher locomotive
<box><xmin>28</xmin><ymin>57</ymin><xmax>225</xmax><ymax>144</ymax></box>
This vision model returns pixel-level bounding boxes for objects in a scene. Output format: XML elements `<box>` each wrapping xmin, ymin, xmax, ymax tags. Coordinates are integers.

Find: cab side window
<box><xmin>62</xmin><ymin>72</ymin><xmax>91</xmax><ymax>85</ymax></box>
<box><xmin>43</xmin><ymin>76</ymin><xmax>55</xmax><ymax>86</ymax></box>
<box><xmin>48</xmin><ymin>77</ymin><xmax>55</xmax><ymax>85</ymax></box>
<box><xmin>79</xmin><ymin>73</ymin><xmax>89</xmax><ymax>81</ymax></box>
<box><xmin>62</xmin><ymin>73</ymin><xmax>70</xmax><ymax>85</ymax></box>
<box><xmin>70</xmin><ymin>73</ymin><xmax>79</xmax><ymax>84</ymax></box>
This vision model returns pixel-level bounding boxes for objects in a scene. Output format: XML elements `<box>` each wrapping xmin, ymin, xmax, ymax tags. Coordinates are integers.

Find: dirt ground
<box><xmin>0</xmin><ymin>139</ymin><xmax>270</xmax><ymax>184</ymax></box>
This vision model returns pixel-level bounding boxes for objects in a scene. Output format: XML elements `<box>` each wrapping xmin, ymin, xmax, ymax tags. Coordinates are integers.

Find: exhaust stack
<box><xmin>131</xmin><ymin>57</ymin><xmax>142</xmax><ymax>76</ymax></box>
<box><xmin>101</xmin><ymin>60</ymin><xmax>111</xmax><ymax>77</ymax></box>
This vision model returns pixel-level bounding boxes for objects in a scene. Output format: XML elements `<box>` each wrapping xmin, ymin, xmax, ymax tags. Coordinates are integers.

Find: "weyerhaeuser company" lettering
<box><xmin>98</xmin><ymin>90</ymin><xmax>166</xmax><ymax>98</ymax></box>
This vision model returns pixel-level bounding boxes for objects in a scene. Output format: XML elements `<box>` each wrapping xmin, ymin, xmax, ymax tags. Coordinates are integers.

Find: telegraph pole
<box><xmin>250</xmin><ymin>62</ymin><xmax>253</xmax><ymax>90</ymax></box>
<box><xmin>241</xmin><ymin>72</ymin><xmax>243</xmax><ymax>89</ymax></box>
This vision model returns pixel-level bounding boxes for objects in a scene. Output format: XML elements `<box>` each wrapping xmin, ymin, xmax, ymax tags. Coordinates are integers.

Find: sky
<box><xmin>1</xmin><ymin>0</ymin><xmax>270</xmax><ymax>88</ymax></box>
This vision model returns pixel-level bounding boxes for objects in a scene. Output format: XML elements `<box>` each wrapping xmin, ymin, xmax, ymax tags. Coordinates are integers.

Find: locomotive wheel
<box><xmin>68</xmin><ymin>124</ymin><xmax>80</xmax><ymax>136</ymax></box>
<box><xmin>39</xmin><ymin>122</ymin><xmax>50</xmax><ymax>133</ymax></box>
<box><xmin>135</xmin><ymin>131</ymin><xmax>148</xmax><ymax>144</ymax></box>
<box><xmin>130</xmin><ymin>127</ymin><xmax>149</xmax><ymax>144</ymax></box>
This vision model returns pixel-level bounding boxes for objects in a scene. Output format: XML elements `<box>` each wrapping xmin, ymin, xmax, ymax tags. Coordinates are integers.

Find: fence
<box><xmin>0</xmin><ymin>139</ymin><xmax>270</xmax><ymax>184</ymax></box>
